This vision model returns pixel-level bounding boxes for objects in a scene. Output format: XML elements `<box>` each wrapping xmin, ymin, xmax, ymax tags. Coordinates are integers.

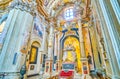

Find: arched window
<box><xmin>64</xmin><ymin>8</ymin><xmax>74</xmax><ymax>20</ymax></box>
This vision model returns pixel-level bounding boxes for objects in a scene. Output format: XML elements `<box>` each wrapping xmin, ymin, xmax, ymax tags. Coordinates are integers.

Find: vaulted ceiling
<box><xmin>0</xmin><ymin>0</ymin><xmax>12</xmax><ymax>10</ymax></box>
<box><xmin>37</xmin><ymin>0</ymin><xmax>91</xmax><ymax>21</ymax></box>
<box><xmin>0</xmin><ymin>0</ymin><xmax>91</xmax><ymax>20</ymax></box>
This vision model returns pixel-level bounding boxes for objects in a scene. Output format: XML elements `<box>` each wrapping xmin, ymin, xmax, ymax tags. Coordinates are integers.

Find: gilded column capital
<box><xmin>50</xmin><ymin>22</ymin><xmax>54</xmax><ymax>27</ymax></box>
<box><xmin>48</xmin><ymin>17</ymin><xmax>56</xmax><ymax>27</ymax></box>
<box><xmin>9</xmin><ymin>0</ymin><xmax>37</xmax><ymax>15</ymax></box>
<box><xmin>77</xmin><ymin>19</ymin><xmax>82</xmax><ymax>27</ymax></box>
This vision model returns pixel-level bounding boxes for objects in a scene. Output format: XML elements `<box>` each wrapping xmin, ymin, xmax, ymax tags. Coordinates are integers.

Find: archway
<box><xmin>27</xmin><ymin>41</ymin><xmax>41</xmax><ymax>75</ymax></box>
<box><xmin>62</xmin><ymin>35</ymin><xmax>82</xmax><ymax>74</ymax></box>
<box><xmin>29</xmin><ymin>41</ymin><xmax>40</xmax><ymax>64</ymax></box>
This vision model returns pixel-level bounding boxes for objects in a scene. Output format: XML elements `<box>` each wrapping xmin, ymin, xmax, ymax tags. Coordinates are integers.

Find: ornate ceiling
<box><xmin>38</xmin><ymin>0</ymin><xmax>91</xmax><ymax>21</ymax></box>
<box><xmin>0</xmin><ymin>0</ymin><xmax>91</xmax><ymax>21</ymax></box>
<box><xmin>0</xmin><ymin>0</ymin><xmax>12</xmax><ymax>10</ymax></box>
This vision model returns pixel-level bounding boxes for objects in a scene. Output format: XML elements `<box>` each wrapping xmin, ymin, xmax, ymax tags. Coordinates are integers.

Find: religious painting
<box><xmin>30</xmin><ymin>65</ymin><xmax>35</xmax><ymax>70</ymax></box>
<box><xmin>33</xmin><ymin>23</ymin><xmax>43</xmax><ymax>38</ymax></box>
<box><xmin>33</xmin><ymin>17</ymin><xmax>44</xmax><ymax>39</ymax></box>
<box><xmin>29</xmin><ymin>46</ymin><xmax>38</xmax><ymax>64</ymax></box>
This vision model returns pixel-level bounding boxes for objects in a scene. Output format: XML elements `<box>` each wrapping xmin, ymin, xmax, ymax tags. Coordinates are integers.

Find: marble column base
<box><xmin>112</xmin><ymin>75</ymin><xmax>120</xmax><ymax>79</ymax></box>
<box><xmin>80</xmin><ymin>58</ymin><xmax>89</xmax><ymax>74</ymax></box>
<box><xmin>56</xmin><ymin>60</ymin><xmax>62</xmax><ymax>72</ymax></box>
<box><xmin>44</xmin><ymin>59</ymin><xmax>53</xmax><ymax>74</ymax></box>
<box><xmin>0</xmin><ymin>72</ymin><xmax>20</xmax><ymax>79</ymax></box>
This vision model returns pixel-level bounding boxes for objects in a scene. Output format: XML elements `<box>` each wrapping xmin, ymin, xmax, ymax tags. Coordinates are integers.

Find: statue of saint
<box><xmin>63</xmin><ymin>44</ymin><xmax>76</xmax><ymax>62</ymax></box>
<box><xmin>87</xmin><ymin>53</ymin><xmax>92</xmax><ymax>64</ymax></box>
<box><xmin>63</xmin><ymin>51</ymin><xmax>68</xmax><ymax>62</ymax></box>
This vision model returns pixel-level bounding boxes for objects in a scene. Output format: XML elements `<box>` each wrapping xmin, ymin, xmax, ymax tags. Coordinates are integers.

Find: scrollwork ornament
<box><xmin>8</xmin><ymin>0</ymin><xmax>37</xmax><ymax>15</ymax></box>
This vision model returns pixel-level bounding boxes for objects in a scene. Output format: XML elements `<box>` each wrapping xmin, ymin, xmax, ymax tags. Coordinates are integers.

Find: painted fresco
<box><xmin>33</xmin><ymin>17</ymin><xmax>44</xmax><ymax>39</ymax></box>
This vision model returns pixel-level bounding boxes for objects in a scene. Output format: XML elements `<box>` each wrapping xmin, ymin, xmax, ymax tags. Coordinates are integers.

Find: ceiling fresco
<box><xmin>0</xmin><ymin>0</ymin><xmax>90</xmax><ymax>19</ymax></box>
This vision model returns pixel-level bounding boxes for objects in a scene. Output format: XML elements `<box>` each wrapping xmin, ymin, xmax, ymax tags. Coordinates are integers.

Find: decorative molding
<box><xmin>0</xmin><ymin>0</ymin><xmax>12</xmax><ymax>9</ymax></box>
<box><xmin>36</xmin><ymin>0</ymin><xmax>49</xmax><ymax>18</ymax></box>
<box><xmin>9</xmin><ymin>0</ymin><xmax>37</xmax><ymax>15</ymax></box>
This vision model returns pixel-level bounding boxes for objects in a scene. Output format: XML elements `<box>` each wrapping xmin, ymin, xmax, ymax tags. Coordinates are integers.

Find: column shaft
<box><xmin>78</xmin><ymin>20</ymin><xmax>89</xmax><ymax>74</ymax></box>
<box><xmin>48</xmin><ymin>26</ymin><xmax>54</xmax><ymax>59</ymax></box>
<box><xmin>78</xmin><ymin>20</ymin><xmax>86</xmax><ymax>58</ymax></box>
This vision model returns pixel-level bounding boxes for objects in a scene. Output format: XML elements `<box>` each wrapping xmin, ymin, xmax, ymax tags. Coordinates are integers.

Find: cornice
<box><xmin>0</xmin><ymin>0</ymin><xmax>13</xmax><ymax>9</ymax></box>
<box><xmin>0</xmin><ymin>0</ymin><xmax>49</xmax><ymax>17</ymax></box>
<box><xmin>36</xmin><ymin>0</ymin><xmax>49</xmax><ymax>18</ymax></box>
<box><xmin>8</xmin><ymin>1</ymin><xmax>37</xmax><ymax>15</ymax></box>
<box><xmin>0</xmin><ymin>0</ymin><xmax>12</xmax><ymax>6</ymax></box>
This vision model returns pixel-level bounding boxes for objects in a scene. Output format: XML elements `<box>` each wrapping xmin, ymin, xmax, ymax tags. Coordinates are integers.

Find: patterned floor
<box><xmin>27</xmin><ymin>72</ymin><xmax>110</xmax><ymax>79</ymax></box>
<box><xmin>27</xmin><ymin>74</ymin><xmax>92</xmax><ymax>79</ymax></box>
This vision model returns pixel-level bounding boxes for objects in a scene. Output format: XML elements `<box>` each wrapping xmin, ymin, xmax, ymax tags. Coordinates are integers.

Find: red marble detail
<box><xmin>59</xmin><ymin>70</ymin><xmax>74</xmax><ymax>78</ymax></box>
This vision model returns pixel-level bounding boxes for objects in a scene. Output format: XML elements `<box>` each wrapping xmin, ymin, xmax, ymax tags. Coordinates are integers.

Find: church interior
<box><xmin>0</xmin><ymin>0</ymin><xmax>120</xmax><ymax>79</ymax></box>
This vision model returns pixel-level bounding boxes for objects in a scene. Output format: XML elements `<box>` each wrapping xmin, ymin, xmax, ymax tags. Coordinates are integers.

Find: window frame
<box><xmin>64</xmin><ymin>7</ymin><xmax>74</xmax><ymax>20</ymax></box>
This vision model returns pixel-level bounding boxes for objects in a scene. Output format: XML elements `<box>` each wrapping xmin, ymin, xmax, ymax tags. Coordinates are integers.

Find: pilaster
<box><xmin>47</xmin><ymin>25</ymin><xmax>54</xmax><ymax>60</ymax></box>
<box><xmin>45</xmin><ymin>17</ymin><xmax>55</xmax><ymax>74</ymax></box>
<box><xmin>98</xmin><ymin>0</ymin><xmax>120</xmax><ymax>78</ymax></box>
<box><xmin>91</xmin><ymin>0</ymin><xmax>120</xmax><ymax>78</ymax></box>
<box><xmin>78</xmin><ymin>20</ymin><xmax>89</xmax><ymax>74</ymax></box>
<box><xmin>40</xmin><ymin>25</ymin><xmax>48</xmax><ymax>74</ymax></box>
<box><xmin>53</xmin><ymin>32</ymin><xmax>58</xmax><ymax>71</ymax></box>
<box><xmin>0</xmin><ymin>0</ymin><xmax>36</xmax><ymax>79</ymax></box>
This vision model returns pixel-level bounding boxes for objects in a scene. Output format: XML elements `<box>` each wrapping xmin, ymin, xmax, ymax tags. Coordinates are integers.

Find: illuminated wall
<box><xmin>63</xmin><ymin>36</ymin><xmax>82</xmax><ymax>73</ymax></box>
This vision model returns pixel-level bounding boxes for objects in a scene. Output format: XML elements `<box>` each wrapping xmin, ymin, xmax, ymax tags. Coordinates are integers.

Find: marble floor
<box><xmin>27</xmin><ymin>74</ymin><xmax>93</xmax><ymax>79</ymax></box>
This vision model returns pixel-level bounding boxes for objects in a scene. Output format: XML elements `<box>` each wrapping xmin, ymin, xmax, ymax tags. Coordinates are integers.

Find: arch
<box><xmin>29</xmin><ymin>41</ymin><xmax>40</xmax><ymax>64</ymax></box>
<box><xmin>60</xmin><ymin>35</ymin><xmax>82</xmax><ymax>73</ymax></box>
<box><xmin>60</xmin><ymin>35</ymin><xmax>79</xmax><ymax>59</ymax></box>
<box><xmin>27</xmin><ymin>38</ymin><xmax>42</xmax><ymax>75</ymax></box>
<box><xmin>55</xmin><ymin>3</ymin><xmax>74</xmax><ymax>17</ymax></box>
<box><xmin>30</xmin><ymin>36</ymin><xmax>42</xmax><ymax>46</ymax></box>
<box><xmin>31</xmin><ymin>41</ymin><xmax>40</xmax><ymax>47</ymax></box>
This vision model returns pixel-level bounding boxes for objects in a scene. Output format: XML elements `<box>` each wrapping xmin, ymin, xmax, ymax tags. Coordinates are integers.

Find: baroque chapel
<box><xmin>0</xmin><ymin>0</ymin><xmax>120</xmax><ymax>79</ymax></box>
